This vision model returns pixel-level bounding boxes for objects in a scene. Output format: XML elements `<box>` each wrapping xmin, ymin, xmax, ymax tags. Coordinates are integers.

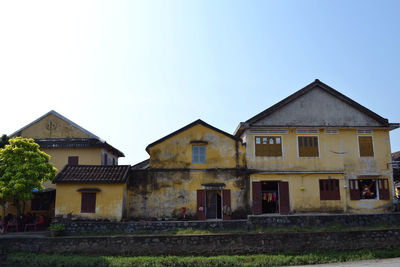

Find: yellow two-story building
<box><xmin>234</xmin><ymin>80</ymin><xmax>399</xmax><ymax>214</ymax></box>
<box><xmin>5</xmin><ymin>110</ymin><xmax>124</xmax><ymax>218</ymax></box>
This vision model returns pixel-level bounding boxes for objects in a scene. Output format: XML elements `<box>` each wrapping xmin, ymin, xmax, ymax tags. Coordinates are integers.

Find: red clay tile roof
<box><xmin>54</xmin><ymin>165</ymin><xmax>130</xmax><ymax>184</ymax></box>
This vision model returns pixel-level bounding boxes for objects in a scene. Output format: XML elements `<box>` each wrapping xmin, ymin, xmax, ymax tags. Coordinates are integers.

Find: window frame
<box><xmin>358</xmin><ymin>179</ymin><xmax>378</xmax><ymax>200</ymax></box>
<box><xmin>297</xmin><ymin>135</ymin><xmax>320</xmax><ymax>158</ymax></box>
<box><xmin>81</xmin><ymin>193</ymin><xmax>96</xmax><ymax>213</ymax></box>
<box><xmin>357</xmin><ymin>135</ymin><xmax>374</xmax><ymax>158</ymax></box>
<box><xmin>319</xmin><ymin>179</ymin><xmax>340</xmax><ymax>200</ymax></box>
<box><xmin>192</xmin><ymin>145</ymin><xmax>206</xmax><ymax>164</ymax></box>
<box><xmin>349</xmin><ymin>178</ymin><xmax>390</xmax><ymax>201</ymax></box>
<box><xmin>68</xmin><ymin>156</ymin><xmax>79</xmax><ymax>166</ymax></box>
<box><xmin>254</xmin><ymin>135</ymin><xmax>283</xmax><ymax>157</ymax></box>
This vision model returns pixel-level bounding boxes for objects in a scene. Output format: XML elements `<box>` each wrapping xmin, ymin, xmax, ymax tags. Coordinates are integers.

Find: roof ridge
<box><xmin>145</xmin><ymin>119</ymin><xmax>241</xmax><ymax>153</ymax></box>
<box><xmin>246</xmin><ymin>80</ymin><xmax>388</xmax><ymax>125</ymax></box>
<box><xmin>10</xmin><ymin>110</ymin><xmax>101</xmax><ymax>140</ymax></box>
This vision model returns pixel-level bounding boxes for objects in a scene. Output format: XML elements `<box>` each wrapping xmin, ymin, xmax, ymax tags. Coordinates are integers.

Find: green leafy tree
<box><xmin>0</xmin><ymin>137</ymin><xmax>57</xmax><ymax>218</ymax></box>
<box><xmin>0</xmin><ymin>134</ymin><xmax>9</xmax><ymax>149</ymax></box>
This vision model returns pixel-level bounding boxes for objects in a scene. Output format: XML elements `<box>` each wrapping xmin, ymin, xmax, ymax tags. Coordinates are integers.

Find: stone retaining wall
<box><xmin>59</xmin><ymin>213</ymin><xmax>400</xmax><ymax>234</ymax></box>
<box><xmin>1</xmin><ymin>229</ymin><xmax>400</xmax><ymax>256</ymax></box>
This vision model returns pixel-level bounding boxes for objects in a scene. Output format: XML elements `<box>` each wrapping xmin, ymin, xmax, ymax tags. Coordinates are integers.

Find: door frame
<box><xmin>200</xmin><ymin>183</ymin><xmax>227</xmax><ymax>221</ymax></box>
<box><xmin>253</xmin><ymin>180</ymin><xmax>290</xmax><ymax>215</ymax></box>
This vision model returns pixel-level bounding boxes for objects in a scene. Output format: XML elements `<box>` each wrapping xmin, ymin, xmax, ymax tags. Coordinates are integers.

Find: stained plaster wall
<box><xmin>128</xmin><ymin>124</ymin><xmax>248</xmax><ymax>219</ymax></box>
<box><xmin>15</xmin><ymin>113</ymin><xmax>91</xmax><ymax>139</ymax></box>
<box><xmin>244</xmin><ymin>128</ymin><xmax>393</xmax><ymax>213</ymax></box>
<box><xmin>55</xmin><ymin>184</ymin><xmax>125</xmax><ymax>221</ymax></box>
<box><xmin>149</xmin><ymin>124</ymin><xmax>246</xmax><ymax>169</ymax></box>
<box><xmin>252</xmin><ymin>87</ymin><xmax>384</xmax><ymax>127</ymax></box>
<box><xmin>127</xmin><ymin>169</ymin><xmax>248</xmax><ymax>219</ymax></box>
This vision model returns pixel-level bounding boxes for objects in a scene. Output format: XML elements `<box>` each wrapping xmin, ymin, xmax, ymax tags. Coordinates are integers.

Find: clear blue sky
<box><xmin>0</xmin><ymin>0</ymin><xmax>399</xmax><ymax>164</ymax></box>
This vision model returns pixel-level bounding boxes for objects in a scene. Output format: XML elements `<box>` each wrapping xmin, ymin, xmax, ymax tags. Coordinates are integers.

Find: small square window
<box><xmin>256</xmin><ymin>137</ymin><xmax>261</xmax><ymax>144</ymax></box>
<box><xmin>269</xmin><ymin>138</ymin><xmax>274</xmax><ymax>145</ymax></box>
<box><xmin>68</xmin><ymin>156</ymin><xmax>79</xmax><ymax>166</ymax></box>
<box><xmin>255</xmin><ymin>136</ymin><xmax>282</xmax><ymax>157</ymax></box>
<box><xmin>298</xmin><ymin>136</ymin><xmax>319</xmax><ymax>157</ymax></box>
<box><xmin>192</xmin><ymin>146</ymin><xmax>206</xmax><ymax>164</ymax></box>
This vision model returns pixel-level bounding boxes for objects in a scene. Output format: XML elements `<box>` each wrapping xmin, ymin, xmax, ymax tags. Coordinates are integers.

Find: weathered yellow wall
<box><xmin>250</xmin><ymin>174</ymin><xmax>345</xmax><ymax>213</ymax></box>
<box><xmin>245</xmin><ymin>129</ymin><xmax>390</xmax><ymax>174</ymax></box>
<box><xmin>128</xmin><ymin>170</ymin><xmax>247</xmax><ymax>219</ymax></box>
<box><xmin>55</xmin><ymin>184</ymin><xmax>125</xmax><ymax>221</ymax></box>
<box><xmin>17</xmin><ymin>113</ymin><xmax>90</xmax><ymax>139</ymax></box>
<box><xmin>149</xmin><ymin>124</ymin><xmax>246</xmax><ymax>169</ymax></box>
<box><xmin>42</xmin><ymin>147</ymin><xmax>102</xmax><ymax>171</ymax></box>
<box><xmin>38</xmin><ymin>147</ymin><xmax>102</xmax><ymax>189</ymax></box>
<box><xmin>129</xmin><ymin>124</ymin><xmax>248</xmax><ymax>219</ymax></box>
<box><xmin>245</xmin><ymin>128</ymin><xmax>393</xmax><ymax>213</ymax></box>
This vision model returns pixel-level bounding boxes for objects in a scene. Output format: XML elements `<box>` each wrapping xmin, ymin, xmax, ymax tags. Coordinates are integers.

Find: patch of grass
<box><xmin>69</xmin><ymin>223</ymin><xmax>400</xmax><ymax>237</ymax></box>
<box><xmin>8</xmin><ymin>249</ymin><xmax>400</xmax><ymax>267</ymax></box>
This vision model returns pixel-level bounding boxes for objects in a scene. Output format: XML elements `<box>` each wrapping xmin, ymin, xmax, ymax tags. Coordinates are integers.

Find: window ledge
<box><xmin>190</xmin><ymin>140</ymin><xmax>208</xmax><ymax>145</ymax></box>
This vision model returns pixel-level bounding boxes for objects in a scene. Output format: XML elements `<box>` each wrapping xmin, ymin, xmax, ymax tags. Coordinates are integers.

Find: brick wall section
<box><xmin>60</xmin><ymin>213</ymin><xmax>400</xmax><ymax>234</ymax></box>
<box><xmin>1</xmin><ymin>229</ymin><xmax>400</xmax><ymax>256</ymax></box>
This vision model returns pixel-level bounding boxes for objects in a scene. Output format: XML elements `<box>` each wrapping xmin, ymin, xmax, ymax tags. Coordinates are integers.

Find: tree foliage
<box><xmin>0</xmin><ymin>134</ymin><xmax>9</xmax><ymax>149</ymax></box>
<box><xmin>0</xmin><ymin>137</ymin><xmax>57</xmax><ymax>216</ymax></box>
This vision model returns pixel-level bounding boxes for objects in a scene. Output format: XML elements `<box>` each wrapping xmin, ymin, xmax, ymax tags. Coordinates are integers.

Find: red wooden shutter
<box><xmin>378</xmin><ymin>179</ymin><xmax>390</xmax><ymax>200</ymax></box>
<box><xmin>320</xmin><ymin>179</ymin><xmax>340</xmax><ymax>200</ymax></box>
<box><xmin>349</xmin><ymin>179</ymin><xmax>360</xmax><ymax>200</ymax></box>
<box><xmin>197</xmin><ymin>190</ymin><xmax>206</xmax><ymax>220</ymax></box>
<box><xmin>81</xmin><ymin>193</ymin><xmax>96</xmax><ymax>213</ymax></box>
<box><xmin>222</xmin><ymin>189</ymin><xmax>231</xmax><ymax>220</ymax></box>
<box><xmin>333</xmin><ymin>179</ymin><xmax>340</xmax><ymax>200</ymax></box>
<box><xmin>279</xmin><ymin>181</ymin><xmax>290</xmax><ymax>215</ymax></box>
<box><xmin>320</xmin><ymin>180</ymin><xmax>327</xmax><ymax>200</ymax></box>
<box><xmin>252</xmin><ymin>182</ymin><xmax>262</xmax><ymax>215</ymax></box>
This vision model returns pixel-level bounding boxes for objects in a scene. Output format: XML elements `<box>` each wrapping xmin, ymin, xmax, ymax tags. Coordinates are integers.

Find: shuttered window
<box><xmin>358</xmin><ymin>136</ymin><xmax>374</xmax><ymax>157</ymax></box>
<box><xmin>349</xmin><ymin>179</ymin><xmax>390</xmax><ymax>200</ymax></box>
<box><xmin>298</xmin><ymin>136</ymin><xmax>319</xmax><ymax>157</ymax></box>
<box><xmin>378</xmin><ymin>179</ymin><xmax>390</xmax><ymax>200</ymax></box>
<box><xmin>192</xmin><ymin>146</ymin><xmax>206</xmax><ymax>163</ymax></box>
<box><xmin>68</xmin><ymin>156</ymin><xmax>79</xmax><ymax>165</ymax></box>
<box><xmin>255</xmin><ymin>136</ymin><xmax>282</xmax><ymax>157</ymax></box>
<box><xmin>349</xmin><ymin>179</ymin><xmax>360</xmax><ymax>200</ymax></box>
<box><xmin>319</xmin><ymin>179</ymin><xmax>340</xmax><ymax>200</ymax></box>
<box><xmin>81</xmin><ymin>193</ymin><xmax>96</xmax><ymax>213</ymax></box>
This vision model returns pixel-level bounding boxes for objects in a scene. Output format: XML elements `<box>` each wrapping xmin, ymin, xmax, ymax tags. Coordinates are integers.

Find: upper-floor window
<box><xmin>298</xmin><ymin>136</ymin><xmax>319</xmax><ymax>157</ymax></box>
<box><xmin>68</xmin><ymin>156</ymin><xmax>79</xmax><ymax>165</ymax></box>
<box><xmin>358</xmin><ymin>136</ymin><xmax>374</xmax><ymax>157</ymax></box>
<box><xmin>192</xmin><ymin>146</ymin><xmax>206</xmax><ymax>164</ymax></box>
<box><xmin>255</xmin><ymin>136</ymin><xmax>282</xmax><ymax>157</ymax></box>
<box><xmin>104</xmin><ymin>154</ymin><xmax>108</xmax><ymax>165</ymax></box>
